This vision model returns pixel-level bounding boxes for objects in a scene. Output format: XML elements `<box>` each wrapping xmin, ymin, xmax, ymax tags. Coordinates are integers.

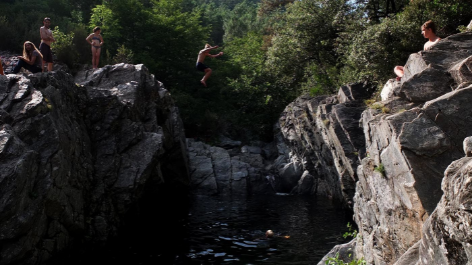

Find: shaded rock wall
<box><xmin>187</xmin><ymin>134</ymin><xmax>284</xmax><ymax>196</ymax></box>
<box><xmin>278</xmin><ymin>83</ymin><xmax>373</xmax><ymax>207</ymax></box>
<box><xmin>0</xmin><ymin>64</ymin><xmax>189</xmax><ymax>265</ymax></box>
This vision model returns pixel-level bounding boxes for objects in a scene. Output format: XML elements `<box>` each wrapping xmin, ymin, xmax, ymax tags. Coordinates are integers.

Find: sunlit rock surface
<box><xmin>312</xmin><ymin>32</ymin><xmax>472</xmax><ymax>264</ymax></box>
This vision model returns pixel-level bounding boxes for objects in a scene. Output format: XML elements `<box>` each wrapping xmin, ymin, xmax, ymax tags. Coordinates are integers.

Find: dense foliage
<box><xmin>1</xmin><ymin>0</ymin><xmax>471</xmax><ymax>141</ymax></box>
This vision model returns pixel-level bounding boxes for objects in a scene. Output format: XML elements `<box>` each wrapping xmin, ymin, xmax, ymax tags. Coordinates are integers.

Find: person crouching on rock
<box><xmin>394</xmin><ymin>20</ymin><xmax>441</xmax><ymax>81</ymax></box>
<box><xmin>13</xmin><ymin>41</ymin><xmax>43</xmax><ymax>74</ymax></box>
<box><xmin>196</xmin><ymin>44</ymin><xmax>223</xmax><ymax>87</ymax></box>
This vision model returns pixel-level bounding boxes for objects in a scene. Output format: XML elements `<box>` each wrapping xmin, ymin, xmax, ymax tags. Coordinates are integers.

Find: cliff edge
<box><xmin>0</xmin><ymin>64</ymin><xmax>189</xmax><ymax>264</ymax></box>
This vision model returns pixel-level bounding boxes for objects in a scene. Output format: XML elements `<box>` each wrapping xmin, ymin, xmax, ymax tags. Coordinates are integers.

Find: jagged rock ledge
<box><xmin>0</xmin><ymin>64</ymin><xmax>189</xmax><ymax>264</ymax></box>
<box><xmin>274</xmin><ymin>32</ymin><xmax>472</xmax><ymax>264</ymax></box>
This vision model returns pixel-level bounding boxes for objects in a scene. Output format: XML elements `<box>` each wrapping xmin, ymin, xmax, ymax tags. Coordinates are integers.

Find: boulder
<box><xmin>317</xmin><ymin>239</ymin><xmax>357</xmax><ymax>265</ymax></box>
<box><xmin>380</xmin><ymin>79</ymin><xmax>401</xmax><ymax>101</ymax></box>
<box><xmin>449</xmin><ymin>55</ymin><xmax>472</xmax><ymax>89</ymax></box>
<box><xmin>398</xmin><ymin>32</ymin><xmax>472</xmax><ymax>102</ymax></box>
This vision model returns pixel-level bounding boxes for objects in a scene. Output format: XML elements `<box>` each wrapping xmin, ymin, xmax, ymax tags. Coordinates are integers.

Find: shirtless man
<box><xmin>196</xmin><ymin>44</ymin><xmax>223</xmax><ymax>87</ymax></box>
<box><xmin>39</xmin><ymin>17</ymin><xmax>55</xmax><ymax>72</ymax></box>
<box><xmin>422</xmin><ymin>20</ymin><xmax>441</xmax><ymax>50</ymax></box>
<box><xmin>394</xmin><ymin>20</ymin><xmax>441</xmax><ymax>80</ymax></box>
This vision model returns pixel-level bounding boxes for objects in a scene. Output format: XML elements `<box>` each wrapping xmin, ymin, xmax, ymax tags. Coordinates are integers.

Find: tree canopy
<box><xmin>1</xmin><ymin>0</ymin><xmax>471</xmax><ymax>141</ymax></box>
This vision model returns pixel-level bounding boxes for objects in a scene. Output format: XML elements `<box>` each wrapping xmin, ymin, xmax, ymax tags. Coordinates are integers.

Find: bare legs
<box><xmin>42</xmin><ymin>62</ymin><xmax>53</xmax><ymax>72</ymax></box>
<box><xmin>201</xmin><ymin>68</ymin><xmax>212</xmax><ymax>87</ymax></box>
<box><xmin>394</xmin><ymin>66</ymin><xmax>404</xmax><ymax>81</ymax></box>
<box><xmin>92</xmin><ymin>47</ymin><xmax>101</xmax><ymax>70</ymax></box>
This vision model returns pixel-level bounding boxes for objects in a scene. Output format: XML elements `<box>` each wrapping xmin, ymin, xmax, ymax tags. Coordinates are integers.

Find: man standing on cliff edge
<box><xmin>40</xmin><ymin>17</ymin><xmax>55</xmax><ymax>72</ymax></box>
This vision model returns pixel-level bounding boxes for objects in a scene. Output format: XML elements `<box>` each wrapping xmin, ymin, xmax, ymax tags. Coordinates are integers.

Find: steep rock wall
<box><xmin>278</xmin><ymin>83</ymin><xmax>373</xmax><ymax>207</ymax></box>
<box><xmin>353</xmin><ymin>32</ymin><xmax>472</xmax><ymax>265</ymax></box>
<box><xmin>0</xmin><ymin>64</ymin><xmax>189</xmax><ymax>264</ymax></box>
<box><xmin>286</xmin><ymin>32</ymin><xmax>472</xmax><ymax>264</ymax></box>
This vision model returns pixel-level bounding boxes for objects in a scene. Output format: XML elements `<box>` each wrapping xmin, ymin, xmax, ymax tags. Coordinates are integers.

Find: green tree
<box><xmin>265</xmin><ymin>0</ymin><xmax>349</xmax><ymax>94</ymax></box>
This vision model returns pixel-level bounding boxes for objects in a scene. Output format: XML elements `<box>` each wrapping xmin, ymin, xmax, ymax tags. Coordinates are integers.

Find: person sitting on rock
<box><xmin>394</xmin><ymin>20</ymin><xmax>441</xmax><ymax>81</ymax></box>
<box><xmin>196</xmin><ymin>44</ymin><xmax>223</xmax><ymax>87</ymax></box>
<box><xmin>13</xmin><ymin>41</ymin><xmax>43</xmax><ymax>74</ymax></box>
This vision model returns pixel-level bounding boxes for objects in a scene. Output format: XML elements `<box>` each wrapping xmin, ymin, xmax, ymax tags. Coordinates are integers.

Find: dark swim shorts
<box><xmin>196</xmin><ymin>62</ymin><xmax>208</xmax><ymax>72</ymax></box>
<box><xmin>39</xmin><ymin>42</ymin><xmax>53</xmax><ymax>63</ymax></box>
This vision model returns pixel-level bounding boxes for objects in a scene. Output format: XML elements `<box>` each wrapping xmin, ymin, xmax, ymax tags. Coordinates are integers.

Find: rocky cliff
<box><xmin>276</xmin><ymin>32</ymin><xmax>472</xmax><ymax>264</ymax></box>
<box><xmin>187</xmin><ymin>125</ymin><xmax>299</xmax><ymax>196</ymax></box>
<box><xmin>0</xmin><ymin>64</ymin><xmax>189</xmax><ymax>264</ymax></box>
<box><xmin>353</xmin><ymin>32</ymin><xmax>472</xmax><ymax>265</ymax></box>
<box><xmin>278</xmin><ymin>83</ymin><xmax>374</xmax><ymax>207</ymax></box>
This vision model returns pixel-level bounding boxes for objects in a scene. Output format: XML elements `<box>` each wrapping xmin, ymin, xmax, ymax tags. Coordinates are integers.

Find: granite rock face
<box><xmin>351</xmin><ymin>33</ymin><xmax>472</xmax><ymax>265</ymax></box>
<box><xmin>311</xmin><ymin>33</ymin><xmax>472</xmax><ymax>264</ymax></box>
<box><xmin>278</xmin><ymin>83</ymin><xmax>374</xmax><ymax>207</ymax></box>
<box><xmin>394</xmin><ymin>142</ymin><xmax>472</xmax><ymax>265</ymax></box>
<box><xmin>0</xmin><ymin>64</ymin><xmax>189</xmax><ymax>265</ymax></box>
<box><xmin>416</xmin><ymin>155</ymin><xmax>472</xmax><ymax>265</ymax></box>
<box><xmin>398</xmin><ymin>32</ymin><xmax>472</xmax><ymax>102</ymax></box>
<box><xmin>187</xmin><ymin>133</ymin><xmax>286</xmax><ymax>196</ymax></box>
<box><xmin>354</xmin><ymin>85</ymin><xmax>472</xmax><ymax>265</ymax></box>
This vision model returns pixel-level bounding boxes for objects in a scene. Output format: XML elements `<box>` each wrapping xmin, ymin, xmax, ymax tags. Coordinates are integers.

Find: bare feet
<box><xmin>200</xmin><ymin>80</ymin><xmax>207</xmax><ymax>87</ymax></box>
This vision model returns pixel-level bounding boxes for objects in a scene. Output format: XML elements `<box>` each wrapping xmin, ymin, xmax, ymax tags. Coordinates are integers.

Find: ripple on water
<box><xmin>180</xmin><ymin>194</ymin><xmax>351</xmax><ymax>264</ymax></box>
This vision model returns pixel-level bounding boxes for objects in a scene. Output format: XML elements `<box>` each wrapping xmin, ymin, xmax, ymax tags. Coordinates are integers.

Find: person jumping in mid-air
<box><xmin>196</xmin><ymin>44</ymin><xmax>223</xmax><ymax>87</ymax></box>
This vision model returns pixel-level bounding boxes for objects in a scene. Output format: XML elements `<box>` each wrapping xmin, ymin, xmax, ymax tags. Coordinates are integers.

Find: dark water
<box><xmin>179</xmin><ymin>194</ymin><xmax>351</xmax><ymax>265</ymax></box>
<box><xmin>47</xmin><ymin>193</ymin><xmax>351</xmax><ymax>265</ymax></box>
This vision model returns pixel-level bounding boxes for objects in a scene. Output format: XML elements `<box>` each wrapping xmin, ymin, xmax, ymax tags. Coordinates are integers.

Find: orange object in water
<box><xmin>283</xmin><ymin>235</ymin><xmax>290</xmax><ymax>239</ymax></box>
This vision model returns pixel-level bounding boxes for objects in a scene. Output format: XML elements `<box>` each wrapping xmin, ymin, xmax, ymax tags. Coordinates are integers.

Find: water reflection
<box><xmin>179</xmin><ymin>194</ymin><xmax>350</xmax><ymax>264</ymax></box>
<box><xmin>45</xmin><ymin>193</ymin><xmax>350</xmax><ymax>265</ymax></box>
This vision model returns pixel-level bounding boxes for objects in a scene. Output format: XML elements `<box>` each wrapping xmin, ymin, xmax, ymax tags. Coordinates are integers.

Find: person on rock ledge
<box><xmin>12</xmin><ymin>41</ymin><xmax>43</xmax><ymax>74</ymax></box>
<box><xmin>40</xmin><ymin>17</ymin><xmax>55</xmax><ymax>72</ymax></box>
<box><xmin>86</xmin><ymin>26</ymin><xmax>104</xmax><ymax>71</ymax></box>
<box><xmin>394</xmin><ymin>20</ymin><xmax>441</xmax><ymax>81</ymax></box>
<box><xmin>196</xmin><ymin>44</ymin><xmax>223</xmax><ymax>87</ymax></box>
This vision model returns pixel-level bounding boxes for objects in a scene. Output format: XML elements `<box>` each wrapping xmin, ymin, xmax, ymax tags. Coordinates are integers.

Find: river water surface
<box><xmin>48</xmin><ymin>193</ymin><xmax>351</xmax><ymax>265</ymax></box>
<box><xmin>178</xmin><ymin>194</ymin><xmax>351</xmax><ymax>264</ymax></box>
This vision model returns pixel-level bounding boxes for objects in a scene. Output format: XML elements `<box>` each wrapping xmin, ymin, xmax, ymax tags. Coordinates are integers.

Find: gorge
<box><xmin>2</xmin><ymin>31</ymin><xmax>472</xmax><ymax>265</ymax></box>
